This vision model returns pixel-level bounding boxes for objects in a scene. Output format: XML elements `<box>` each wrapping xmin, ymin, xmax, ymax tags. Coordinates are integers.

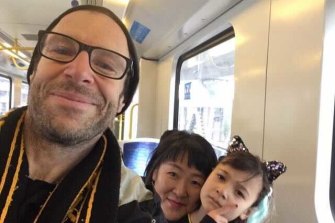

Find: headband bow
<box><xmin>227</xmin><ymin>135</ymin><xmax>287</xmax><ymax>184</ymax></box>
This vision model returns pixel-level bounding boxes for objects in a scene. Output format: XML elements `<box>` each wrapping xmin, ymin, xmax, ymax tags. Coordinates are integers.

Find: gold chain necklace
<box><xmin>188</xmin><ymin>214</ymin><xmax>192</xmax><ymax>223</ymax></box>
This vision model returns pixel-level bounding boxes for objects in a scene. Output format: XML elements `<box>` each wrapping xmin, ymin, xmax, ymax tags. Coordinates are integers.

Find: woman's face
<box><xmin>152</xmin><ymin>155</ymin><xmax>206</xmax><ymax>221</ymax></box>
<box><xmin>200</xmin><ymin>163</ymin><xmax>263</xmax><ymax>221</ymax></box>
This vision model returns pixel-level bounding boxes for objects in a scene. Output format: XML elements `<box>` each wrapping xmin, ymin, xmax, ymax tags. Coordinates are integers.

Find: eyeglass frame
<box><xmin>37</xmin><ymin>30</ymin><xmax>133</xmax><ymax>80</ymax></box>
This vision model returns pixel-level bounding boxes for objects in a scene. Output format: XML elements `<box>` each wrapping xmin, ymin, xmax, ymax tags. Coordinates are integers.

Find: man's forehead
<box><xmin>53</xmin><ymin>10</ymin><xmax>120</xmax><ymax>33</ymax></box>
<box><xmin>51</xmin><ymin>10</ymin><xmax>129</xmax><ymax>56</ymax></box>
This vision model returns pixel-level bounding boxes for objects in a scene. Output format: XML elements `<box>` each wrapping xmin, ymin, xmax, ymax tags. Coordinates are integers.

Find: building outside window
<box><xmin>0</xmin><ymin>75</ymin><xmax>11</xmax><ymax>115</ymax></box>
<box><xmin>176</xmin><ymin>31</ymin><xmax>235</xmax><ymax>151</ymax></box>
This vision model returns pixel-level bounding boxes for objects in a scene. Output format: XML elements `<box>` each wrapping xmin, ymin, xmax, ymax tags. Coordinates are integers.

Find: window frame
<box><xmin>173</xmin><ymin>26</ymin><xmax>235</xmax><ymax>135</ymax></box>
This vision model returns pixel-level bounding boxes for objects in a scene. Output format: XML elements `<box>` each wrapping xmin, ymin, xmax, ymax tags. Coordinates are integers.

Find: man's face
<box><xmin>27</xmin><ymin>10</ymin><xmax>129</xmax><ymax>145</ymax></box>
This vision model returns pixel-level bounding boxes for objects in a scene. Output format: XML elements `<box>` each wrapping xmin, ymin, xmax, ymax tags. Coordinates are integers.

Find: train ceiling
<box><xmin>0</xmin><ymin>0</ymin><xmax>241</xmax><ymax>62</ymax></box>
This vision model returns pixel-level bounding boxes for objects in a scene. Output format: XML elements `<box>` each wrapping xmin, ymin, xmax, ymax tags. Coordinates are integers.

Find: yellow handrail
<box><xmin>118</xmin><ymin>114</ymin><xmax>124</xmax><ymax>141</ymax></box>
<box><xmin>10</xmin><ymin>56</ymin><xmax>29</xmax><ymax>70</ymax></box>
<box><xmin>129</xmin><ymin>103</ymin><xmax>138</xmax><ymax>139</ymax></box>
<box><xmin>0</xmin><ymin>39</ymin><xmax>32</xmax><ymax>69</ymax></box>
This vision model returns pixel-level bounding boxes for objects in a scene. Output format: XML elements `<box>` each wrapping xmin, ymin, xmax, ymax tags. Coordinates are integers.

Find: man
<box><xmin>0</xmin><ymin>5</ymin><xmax>152</xmax><ymax>223</ymax></box>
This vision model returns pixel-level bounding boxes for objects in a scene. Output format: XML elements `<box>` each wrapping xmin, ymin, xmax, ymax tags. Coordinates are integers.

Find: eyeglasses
<box><xmin>37</xmin><ymin>30</ymin><xmax>133</xmax><ymax>80</ymax></box>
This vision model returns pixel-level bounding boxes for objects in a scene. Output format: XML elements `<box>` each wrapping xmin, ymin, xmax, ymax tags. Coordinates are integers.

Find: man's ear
<box><xmin>240</xmin><ymin>207</ymin><xmax>257</xmax><ymax>220</ymax></box>
<box><xmin>29</xmin><ymin>72</ymin><xmax>36</xmax><ymax>83</ymax></box>
<box><xmin>117</xmin><ymin>95</ymin><xmax>125</xmax><ymax>114</ymax></box>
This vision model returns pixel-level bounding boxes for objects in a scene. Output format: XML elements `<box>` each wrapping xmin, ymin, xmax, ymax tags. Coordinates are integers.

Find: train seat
<box><xmin>119</xmin><ymin>138</ymin><xmax>159</xmax><ymax>176</ymax></box>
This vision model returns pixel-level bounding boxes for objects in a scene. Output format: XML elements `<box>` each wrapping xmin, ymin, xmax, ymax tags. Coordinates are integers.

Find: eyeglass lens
<box><xmin>39</xmin><ymin>32</ymin><xmax>128</xmax><ymax>79</ymax></box>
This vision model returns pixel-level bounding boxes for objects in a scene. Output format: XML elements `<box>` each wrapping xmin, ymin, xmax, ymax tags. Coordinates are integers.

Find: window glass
<box><xmin>20</xmin><ymin>82</ymin><xmax>29</xmax><ymax>106</ymax></box>
<box><xmin>0</xmin><ymin>75</ymin><xmax>11</xmax><ymax>115</ymax></box>
<box><xmin>176</xmin><ymin>34</ymin><xmax>235</xmax><ymax>150</ymax></box>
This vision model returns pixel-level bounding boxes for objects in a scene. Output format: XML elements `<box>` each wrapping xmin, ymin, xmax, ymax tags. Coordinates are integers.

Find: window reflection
<box><xmin>177</xmin><ymin>37</ymin><xmax>235</xmax><ymax>149</ymax></box>
<box><xmin>20</xmin><ymin>82</ymin><xmax>29</xmax><ymax>106</ymax></box>
<box><xmin>0</xmin><ymin>75</ymin><xmax>11</xmax><ymax>115</ymax></box>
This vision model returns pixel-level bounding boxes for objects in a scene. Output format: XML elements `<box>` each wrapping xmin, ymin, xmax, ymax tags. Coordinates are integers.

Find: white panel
<box><xmin>137</xmin><ymin>59</ymin><xmax>158</xmax><ymax>137</ymax></box>
<box><xmin>0</xmin><ymin>0</ymin><xmax>72</xmax><ymax>48</ymax></box>
<box><xmin>264</xmin><ymin>0</ymin><xmax>324</xmax><ymax>222</ymax></box>
<box><xmin>155</xmin><ymin>57</ymin><xmax>175</xmax><ymax>136</ymax></box>
<box><xmin>124</xmin><ymin>0</ymin><xmax>241</xmax><ymax>59</ymax></box>
<box><xmin>315</xmin><ymin>0</ymin><xmax>335</xmax><ymax>221</ymax></box>
<box><xmin>229</xmin><ymin>0</ymin><xmax>270</xmax><ymax>156</ymax></box>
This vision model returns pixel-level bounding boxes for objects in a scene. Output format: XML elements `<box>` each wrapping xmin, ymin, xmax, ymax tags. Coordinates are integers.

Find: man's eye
<box><xmin>95</xmin><ymin>61</ymin><xmax>116</xmax><ymax>72</ymax></box>
<box><xmin>48</xmin><ymin>45</ymin><xmax>75</xmax><ymax>56</ymax></box>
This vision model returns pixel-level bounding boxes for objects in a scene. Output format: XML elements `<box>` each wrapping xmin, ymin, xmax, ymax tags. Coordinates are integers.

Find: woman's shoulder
<box><xmin>139</xmin><ymin>194</ymin><xmax>160</xmax><ymax>216</ymax></box>
<box><xmin>119</xmin><ymin>161</ymin><xmax>153</xmax><ymax>206</ymax></box>
<box><xmin>118</xmin><ymin>200</ymin><xmax>153</xmax><ymax>223</ymax></box>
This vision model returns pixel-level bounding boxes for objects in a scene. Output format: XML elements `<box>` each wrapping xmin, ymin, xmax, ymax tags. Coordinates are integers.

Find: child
<box><xmin>188</xmin><ymin>136</ymin><xmax>286</xmax><ymax>223</ymax></box>
<box><xmin>141</xmin><ymin>130</ymin><xmax>218</xmax><ymax>223</ymax></box>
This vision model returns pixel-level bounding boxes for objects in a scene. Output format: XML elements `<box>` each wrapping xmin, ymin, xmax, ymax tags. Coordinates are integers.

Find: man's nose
<box><xmin>64</xmin><ymin>51</ymin><xmax>95</xmax><ymax>83</ymax></box>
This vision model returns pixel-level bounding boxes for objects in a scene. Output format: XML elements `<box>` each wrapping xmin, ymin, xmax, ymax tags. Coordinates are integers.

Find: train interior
<box><xmin>0</xmin><ymin>0</ymin><xmax>334</xmax><ymax>222</ymax></box>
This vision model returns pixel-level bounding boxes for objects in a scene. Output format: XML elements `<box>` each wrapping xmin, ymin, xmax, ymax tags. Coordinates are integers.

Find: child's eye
<box><xmin>217</xmin><ymin>174</ymin><xmax>225</xmax><ymax>181</ymax></box>
<box><xmin>236</xmin><ymin>190</ymin><xmax>245</xmax><ymax>199</ymax></box>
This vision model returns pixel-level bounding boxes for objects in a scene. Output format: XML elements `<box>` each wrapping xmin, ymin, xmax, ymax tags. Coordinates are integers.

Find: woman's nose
<box><xmin>174</xmin><ymin>180</ymin><xmax>188</xmax><ymax>197</ymax></box>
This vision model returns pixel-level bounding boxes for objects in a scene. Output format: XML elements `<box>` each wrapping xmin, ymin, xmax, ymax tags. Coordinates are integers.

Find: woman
<box><xmin>141</xmin><ymin>130</ymin><xmax>218</xmax><ymax>223</ymax></box>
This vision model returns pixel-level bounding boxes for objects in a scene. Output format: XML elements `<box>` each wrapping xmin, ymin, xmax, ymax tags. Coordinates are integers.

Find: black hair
<box><xmin>26</xmin><ymin>5</ymin><xmax>139</xmax><ymax>115</ymax></box>
<box><xmin>143</xmin><ymin>130</ymin><xmax>218</xmax><ymax>186</ymax></box>
<box><xmin>219</xmin><ymin>152</ymin><xmax>271</xmax><ymax>223</ymax></box>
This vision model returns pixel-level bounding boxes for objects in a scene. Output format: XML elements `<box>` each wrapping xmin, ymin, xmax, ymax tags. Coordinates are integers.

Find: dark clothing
<box><xmin>0</xmin><ymin>107</ymin><xmax>153</xmax><ymax>223</ymax></box>
<box><xmin>14</xmin><ymin>178</ymin><xmax>153</xmax><ymax>223</ymax></box>
<box><xmin>199</xmin><ymin>215</ymin><xmax>216</xmax><ymax>223</ymax></box>
<box><xmin>17</xmin><ymin>177</ymin><xmax>55</xmax><ymax>223</ymax></box>
<box><xmin>140</xmin><ymin>190</ymin><xmax>189</xmax><ymax>223</ymax></box>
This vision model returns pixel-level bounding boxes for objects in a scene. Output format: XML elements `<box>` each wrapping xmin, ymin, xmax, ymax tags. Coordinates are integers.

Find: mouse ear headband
<box><xmin>226</xmin><ymin>135</ymin><xmax>287</xmax><ymax>184</ymax></box>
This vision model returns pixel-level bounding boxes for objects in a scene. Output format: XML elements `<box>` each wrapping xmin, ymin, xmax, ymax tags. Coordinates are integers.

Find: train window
<box><xmin>0</xmin><ymin>74</ymin><xmax>12</xmax><ymax>115</ymax></box>
<box><xmin>174</xmin><ymin>27</ymin><xmax>235</xmax><ymax>150</ymax></box>
<box><xmin>20</xmin><ymin>82</ymin><xmax>29</xmax><ymax>106</ymax></box>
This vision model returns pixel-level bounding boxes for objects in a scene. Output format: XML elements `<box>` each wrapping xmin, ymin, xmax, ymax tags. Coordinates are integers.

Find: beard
<box><xmin>27</xmin><ymin>79</ymin><xmax>121</xmax><ymax>146</ymax></box>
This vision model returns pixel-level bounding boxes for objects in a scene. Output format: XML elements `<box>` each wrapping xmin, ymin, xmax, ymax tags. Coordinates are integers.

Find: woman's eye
<box><xmin>167</xmin><ymin>171</ymin><xmax>177</xmax><ymax>177</ymax></box>
<box><xmin>191</xmin><ymin>180</ymin><xmax>202</xmax><ymax>187</ymax></box>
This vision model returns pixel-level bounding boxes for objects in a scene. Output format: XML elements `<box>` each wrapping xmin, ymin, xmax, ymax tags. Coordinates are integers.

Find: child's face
<box><xmin>200</xmin><ymin>163</ymin><xmax>263</xmax><ymax>221</ymax></box>
<box><xmin>153</xmin><ymin>155</ymin><xmax>206</xmax><ymax>221</ymax></box>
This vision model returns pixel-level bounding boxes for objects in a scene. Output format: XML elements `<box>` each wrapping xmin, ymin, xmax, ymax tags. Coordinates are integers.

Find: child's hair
<box><xmin>219</xmin><ymin>135</ymin><xmax>286</xmax><ymax>223</ymax></box>
<box><xmin>143</xmin><ymin>129</ymin><xmax>218</xmax><ymax>186</ymax></box>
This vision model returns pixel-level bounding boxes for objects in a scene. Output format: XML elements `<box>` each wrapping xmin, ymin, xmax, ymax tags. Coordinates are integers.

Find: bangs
<box><xmin>162</xmin><ymin>137</ymin><xmax>217</xmax><ymax>178</ymax></box>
